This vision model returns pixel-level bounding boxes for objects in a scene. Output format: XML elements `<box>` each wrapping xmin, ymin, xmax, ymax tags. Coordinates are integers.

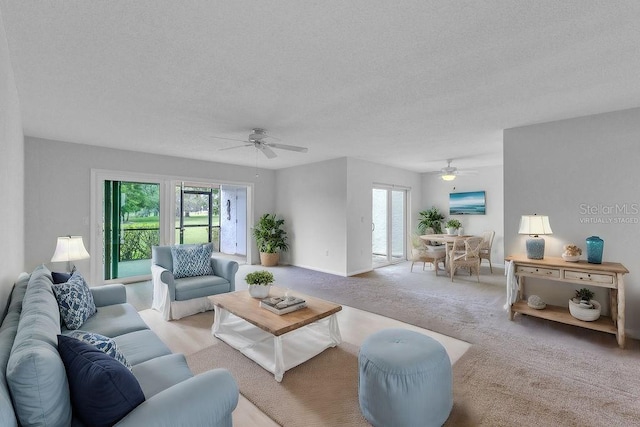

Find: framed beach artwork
<box><xmin>449</xmin><ymin>191</ymin><xmax>486</xmax><ymax>215</ymax></box>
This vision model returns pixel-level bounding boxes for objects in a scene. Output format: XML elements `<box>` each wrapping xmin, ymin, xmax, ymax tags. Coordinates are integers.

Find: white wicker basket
<box><xmin>568</xmin><ymin>299</ymin><xmax>601</xmax><ymax>321</ymax></box>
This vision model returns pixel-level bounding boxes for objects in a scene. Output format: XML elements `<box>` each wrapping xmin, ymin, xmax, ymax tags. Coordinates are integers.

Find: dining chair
<box><xmin>410</xmin><ymin>233</ymin><xmax>446</xmax><ymax>275</ymax></box>
<box><xmin>479</xmin><ymin>230</ymin><xmax>496</xmax><ymax>273</ymax></box>
<box><xmin>449</xmin><ymin>237</ymin><xmax>483</xmax><ymax>282</ymax></box>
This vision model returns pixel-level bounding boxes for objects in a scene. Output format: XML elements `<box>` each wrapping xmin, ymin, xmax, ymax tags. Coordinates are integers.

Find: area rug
<box><xmin>219</xmin><ymin>264</ymin><xmax>640</xmax><ymax>427</ymax></box>
<box><xmin>186</xmin><ymin>342</ymin><xmax>369</xmax><ymax>427</ymax></box>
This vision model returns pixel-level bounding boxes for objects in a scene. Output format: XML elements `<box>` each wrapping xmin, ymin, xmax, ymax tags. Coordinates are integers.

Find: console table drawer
<box><xmin>564</xmin><ymin>270</ymin><xmax>614</xmax><ymax>284</ymax></box>
<box><xmin>516</xmin><ymin>266</ymin><xmax>560</xmax><ymax>278</ymax></box>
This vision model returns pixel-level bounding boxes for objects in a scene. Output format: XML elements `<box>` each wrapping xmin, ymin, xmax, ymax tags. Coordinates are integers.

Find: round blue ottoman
<box><xmin>358</xmin><ymin>329</ymin><xmax>453</xmax><ymax>427</ymax></box>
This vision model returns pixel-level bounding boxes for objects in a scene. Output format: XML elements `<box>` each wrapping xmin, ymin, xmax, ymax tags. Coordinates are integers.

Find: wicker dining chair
<box><xmin>410</xmin><ymin>232</ymin><xmax>446</xmax><ymax>275</ymax></box>
<box><xmin>449</xmin><ymin>237</ymin><xmax>483</xmax><ymax>282</ymax></box>
<box><xmin>479</xmin><ymin>230</ymin><xmax>496</xmax><ymax>273</ymax></box>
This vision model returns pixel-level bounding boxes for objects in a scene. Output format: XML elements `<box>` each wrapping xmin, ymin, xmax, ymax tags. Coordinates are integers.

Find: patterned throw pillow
<box><xmin>66</xmin><ymin>330</ymin><xmax>132</xmax><ymax>370</ymax></box>
<box><xmin>52</xmin><ymin>272</ymin><xmax>97</xmax><ymax>330</ymax></box>
<box><xmin>171</xmin><ymin>244</ymin><xmax>214</xmax><ymax>279</ymax></box>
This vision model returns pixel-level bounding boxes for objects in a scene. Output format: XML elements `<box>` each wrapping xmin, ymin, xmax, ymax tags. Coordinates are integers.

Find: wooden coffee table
<box><xmin>210</xmin><ymin>288</ymin><xmax>342</xmax><ymax>381</ymax></box>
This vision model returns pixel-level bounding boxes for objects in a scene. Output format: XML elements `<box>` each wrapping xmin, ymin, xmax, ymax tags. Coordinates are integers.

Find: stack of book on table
<box><xmin>260</xmin><ymin>296</ymin><xmax>307</xmax><ymax>315</ymax></box>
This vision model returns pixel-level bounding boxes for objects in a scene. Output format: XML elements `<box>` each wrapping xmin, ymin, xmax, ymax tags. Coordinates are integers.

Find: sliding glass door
<box><xmin>175</xmin><ymin>183</ymin><xmax>220</xmax><ymax>249</ymax></box>
<box><xmin>372</xmin><ymin>186</ymin><xmax>406</xmax><ymax>268</ymax></box>
<box><xmin>94</xmin><ymin>171</ymin><xmax>251</xmax><ymax>285</ymax></box>
<box><xmin>104</xmin><ymin>181</ymin><xmax>160</xmax><ymax>280</ymax></box>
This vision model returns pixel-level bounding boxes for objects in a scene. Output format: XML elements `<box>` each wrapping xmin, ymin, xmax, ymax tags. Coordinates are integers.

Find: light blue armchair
<box><xmin>151</xmin><ymin>244</ymin><xmax>239</xmax><ymax>320</ymax></box>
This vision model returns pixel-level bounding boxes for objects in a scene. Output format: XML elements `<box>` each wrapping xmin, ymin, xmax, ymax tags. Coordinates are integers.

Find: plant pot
<box><xmin>568</xmin><ymin>299</ymin><xmax>601</xmax><ymax>321</ymax></box>
<box><xmin>260</xmin><ymin>252</ymin><xmax>280</xmax><ymax>267</ymax></box>
<box><xmin>445</xmin><ymin>228</ymin><xmax>457</xmax><ymax>235</ymax></box>
<box><xmin>248</xmin><ymin>284</ymin><xmax>271</xmax><ymax>298</ymax></box>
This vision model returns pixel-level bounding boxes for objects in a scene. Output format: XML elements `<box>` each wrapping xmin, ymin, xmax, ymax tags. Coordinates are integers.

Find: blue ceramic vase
<box><xmin>586</xmin><ymin>236</ymin><xmax>604</xmax><ymax>264</ymax></box>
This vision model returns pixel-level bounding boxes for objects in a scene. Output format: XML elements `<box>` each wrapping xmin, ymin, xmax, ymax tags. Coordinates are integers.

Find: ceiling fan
<box><xmin>433</xmin><ymin>159</ymin><xmax>477</xmax><ymax>181</ymax></box>
<box><xmin>216</xmin><ymin>128</ymin><xmax>308</xmax><ymax>159</ymax></box>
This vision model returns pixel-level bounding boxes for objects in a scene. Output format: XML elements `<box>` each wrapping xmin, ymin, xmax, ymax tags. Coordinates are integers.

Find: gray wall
<box><xmin>24</xmin><ymin>137</ymin><xmax>276</xmax><ymax>279</ymax></box>
<box><xmin>0</xmin><ymin>9</ymin><xmax>25</xmax><ymax>314</ymax></box>
<box><xmin>504</xmin><ymin>107</ymin><xmax>640</xmax><ymax>337</ymax></box>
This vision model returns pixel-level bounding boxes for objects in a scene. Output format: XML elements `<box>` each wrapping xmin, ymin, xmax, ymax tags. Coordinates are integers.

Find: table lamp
<box><xmin>51</xmin><ymin>235</ymin><xmax>90</xmax><ymax>272</ymax></box>
<box><xmin>518</xmin><ymin>215</ymin><xmax>552</xmax><ymax>259</ymax></box>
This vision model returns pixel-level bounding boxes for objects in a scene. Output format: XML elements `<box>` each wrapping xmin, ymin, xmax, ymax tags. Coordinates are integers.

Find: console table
<box><xmin>505</xmin><ymin>254</ymin><xmax>629</xmax><ymax>348</ymax></box>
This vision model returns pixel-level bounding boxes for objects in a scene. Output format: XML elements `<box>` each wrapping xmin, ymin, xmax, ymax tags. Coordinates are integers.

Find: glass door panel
<box><xmin>391</xmin><ymin>190</ymin><xmax>406</xmax><ymax>263</ymax></box>
<box><xmin>372</xmin><ymin>188</ymin><xmax>388</xmax><ymax>267</ymax></box>
<box><xmin>104</xmin><ymin>181</ymin><xmax>160</xmax><ymax>280</ymax></box>
<box><xmin>175</xmin><ymin>184</ymin><xmax>220</xmax><ymax>250</ymax></box>
<box><xmin>372</xmin><ymin>187</ymin><xmax>406</xmax><ymax>268</ymax></box>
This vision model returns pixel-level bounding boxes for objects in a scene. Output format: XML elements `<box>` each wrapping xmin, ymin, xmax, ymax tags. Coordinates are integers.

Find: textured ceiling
<box><xmin>2</xmin><ymin>1</ymin><xmax>640</xmax><ymax>172</ymax></box>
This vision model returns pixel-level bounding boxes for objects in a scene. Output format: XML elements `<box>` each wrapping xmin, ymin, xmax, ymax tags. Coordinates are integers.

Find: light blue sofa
<box><xmin>151</xmin><ymin>244</ymin><xmax>238</xmax><ymax>320</ymax></box>
<box><xmin>0</xmin><ymin>265</ymin><xmax>239</xmax><ymax>427</ymax></box>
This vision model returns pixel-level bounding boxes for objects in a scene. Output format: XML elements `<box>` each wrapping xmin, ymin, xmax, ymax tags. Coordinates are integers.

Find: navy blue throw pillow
<box><xmin>52</xmin><ymin>271</ymin><xmax>71</xmax><ymax>284</ymax></box>
<box><xmin>57</xmin><ymin>335</ymin><xmax>145</xmax><ymax>427</ymax></box>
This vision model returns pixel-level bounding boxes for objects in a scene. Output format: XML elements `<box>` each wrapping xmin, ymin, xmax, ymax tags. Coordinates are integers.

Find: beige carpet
<box><xmin>187</xmin><ymin>342</ymin><xmax>369</xmax><ymax>427</ymax></box>
<box><xmin>158</xmin><ymin>263</ymin><xmax>640</xmax><ymax>426</ymax></box>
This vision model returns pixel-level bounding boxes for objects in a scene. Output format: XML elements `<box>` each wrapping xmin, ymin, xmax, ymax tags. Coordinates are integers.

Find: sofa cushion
<box><xmin>52</xmin><ymin>272</ymin><xmax>97</xmax><ymax>330</ymax></box>
<box><xmin>113</xmin><ymin>329</ymin><xmax>172</xmax><ymax>366</ymax></box>
<box><xmin>66</xmin><ymin>330</ymin><xmax>131</xmax><ymax>370</ymax></box>
<box><xmin>7</xmin><ymin>265</ymin><xmax>72</xmax><ymax>426</ymax></box>
<box><xmin>0</xmin><ymin>273</ymin><xmax>28</xmax><ymax>427</ymax></box>
<box><xmin>171</xmin><ymin>244</ymin><xmax>214</xmax><ymax>279</ymax></box>
<box><xmin>174</xmin><ymin>275</ymin><xmax>230</xmax><ymax>301</ymax></box>
<box><xmin>58</xmin><ymin>335</ymin><xmax>145</xmax><ymax>427</ymax></box>
<box><xmin>132</xmin><ymin>353</ymin><xmax>193</xmax><ymax>399</ymax></box>
<box><xmin>64</xmin><ymin>303</ymin><xmax>148</xmax><ymax>338</ymax></box>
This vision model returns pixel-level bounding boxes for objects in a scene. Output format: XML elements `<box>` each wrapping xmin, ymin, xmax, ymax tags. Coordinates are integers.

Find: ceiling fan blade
<box><xmin>210</xmin><ymin>136</ymin><xmax>250</xmax><ymax>143</ymax></box>
<box><xmin>266</xmin><ymin>142</ymin><xmax>308</xmax><ymax>153</ymax></box>
<box><xmin>218</xmin><ymin>143</ymin><xmax>251</xmax><ymax>152</ymax></box>
<box><xmin>258</xmin><ymin>144</ymin><xmax>277</xmax><ymax>159</ymax></box>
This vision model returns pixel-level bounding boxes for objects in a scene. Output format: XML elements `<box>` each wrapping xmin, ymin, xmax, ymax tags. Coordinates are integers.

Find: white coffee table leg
<box><xmin>273</xmin><ymin>335</ymin><xmax>285</xmax><ymax>382</ymax></box>
<box><xmin>328</xmin><ymin>314</ymin><xmax>342</xmax><ymax>346</ymax></box>
<box><xmin>212</xmin><ymin>305</ymin><xmax>229</xmax><ymax>336</ymax></box>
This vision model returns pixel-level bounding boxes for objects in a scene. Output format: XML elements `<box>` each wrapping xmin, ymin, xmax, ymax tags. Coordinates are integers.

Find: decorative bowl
<box><xmin>562</xmin><ymin>253</ymin><xmax>580</xmax><ymax>262</ymax></box>
<box><xmin>568</xmin><ymin>299</ymin><xmax>601</xmax><ymax>321</ymax></box>
<box><xmin>527</xmin><ymin>295</ymin><xmax>546</xmax><ymax>310</ymax></box>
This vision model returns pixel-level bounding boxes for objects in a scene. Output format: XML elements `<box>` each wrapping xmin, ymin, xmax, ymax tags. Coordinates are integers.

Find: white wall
<box><xmin>504</xmin><ymin>107</ymin><xmax>640</xmax><ymax>337</ymax></box>
<box><xmin>276</xmin><ymin>157</ymin><xmax>422</xmax><ymax>276</ymax></box>
<box><xmin>24</xmin><ymin>137</ymin><xmax>276</xmax><ymax>278</ymax></box>
<box><xmin>0</xmin><ymin>9</ymin><xmax>24</xmax><ymax>313</ymax></box>
<box><xmin>422</xmin><ymin>165</ymin><xmax>504</xmax><ymax>266</ymax></box>
<box><xmin>276</xmin><ymin>158</ymin><xmax>348</xmax><ymax>275</ymax></box>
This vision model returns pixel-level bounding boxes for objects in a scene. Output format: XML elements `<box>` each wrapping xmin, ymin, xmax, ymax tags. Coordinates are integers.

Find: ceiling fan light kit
<box><xmin>432</xmin><ymin>159</ymin><xmax>477</xmax><ymax>181</ymax></box>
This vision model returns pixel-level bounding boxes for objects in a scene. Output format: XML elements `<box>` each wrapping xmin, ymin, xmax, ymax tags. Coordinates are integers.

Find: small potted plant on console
<box><xmin>568</xmin><ymin>287</ymin><xmax>601</xmax><ymax>321</ymax></box>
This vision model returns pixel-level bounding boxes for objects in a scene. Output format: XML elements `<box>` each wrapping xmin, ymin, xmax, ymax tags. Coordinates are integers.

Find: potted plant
<box><xmin>562</xmin><ymin>244</ymin><xmax>582</xmax><ymax>262</ymax></box>
<box><xmin>417</xmin><ymin>207</ymin><xmax>445</xmax><ymax>234</ymax></box>
<box><xmin>253</xmin><ymin>213</ymin><xmax>289</xmax><ymax>266</ymax></box>
<box><xmin>568</xmin><ymin>288</ymin><xmax>601</xmax><ymax>321</ymax></box>
<box><xmin>245</xmin><ymin>270</ymin><xmax>274</xmax><ymax>298</ymax></box>
<box><xmin>444</xmin><ymin>219</ymin><xmax>462</xmax><ymax>235</ymax></box>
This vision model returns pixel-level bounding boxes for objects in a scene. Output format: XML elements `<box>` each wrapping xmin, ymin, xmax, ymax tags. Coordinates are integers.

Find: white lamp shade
<box><xmin>518</xmin><ymin>215</ymin><xmax>553</xmax><ymax>236</ymax></box>
<box><xmin>51</xmin><ymin>236</ymin><xmax>90</xmax><ymax>262</ymax></box>
<box><xmin>441</xmin><ymin>173</ymin><xmax>456</xmax><ymax>181</ymax></box>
